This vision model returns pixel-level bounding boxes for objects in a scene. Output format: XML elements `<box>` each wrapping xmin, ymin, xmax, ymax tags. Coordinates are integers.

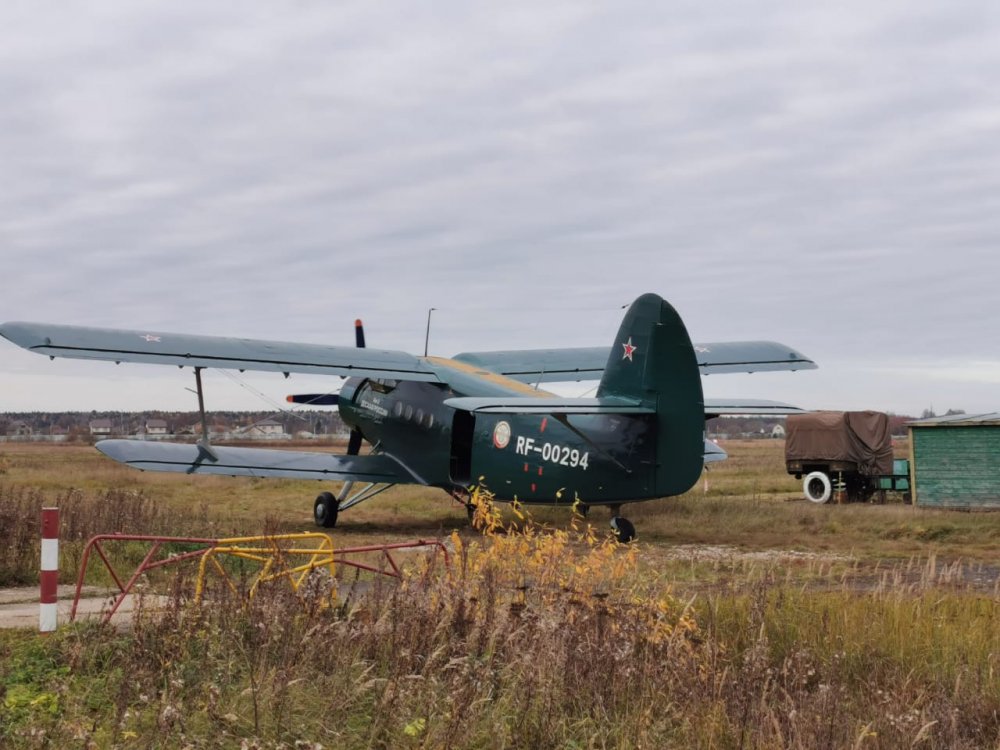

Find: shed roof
<box><xmin>908</xmin><ymin>412</ymin><xmax>1000</xmax><ymax>427</ymax></box>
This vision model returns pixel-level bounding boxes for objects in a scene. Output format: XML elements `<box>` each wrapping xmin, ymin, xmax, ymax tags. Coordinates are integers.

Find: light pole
<box><xmin>424</xmin><ymin>307</ymin><xmax>436</xmax><ymax>356</ymax></box>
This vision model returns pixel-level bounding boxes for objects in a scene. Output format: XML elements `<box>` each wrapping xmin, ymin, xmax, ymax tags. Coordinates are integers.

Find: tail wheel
<box><xmin>803</xmin><ymin>471</ymin><xmax>832</xmax><ymax>504</ymax></box>
<box><xmin>611</xmin><ymin>516</ymin><xmax>636</xmax><ymax>543</ymax></box>
<box><xmin>314</xmin><ymin>491</ymin><xmax>339</xmax><ymax>528</ymax></box>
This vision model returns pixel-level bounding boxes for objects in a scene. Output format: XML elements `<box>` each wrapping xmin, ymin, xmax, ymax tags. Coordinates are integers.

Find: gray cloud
<box><xmin>1</xmin><ymin>0</ymin><xmax>998</xmax><ymax>414</ymax></box>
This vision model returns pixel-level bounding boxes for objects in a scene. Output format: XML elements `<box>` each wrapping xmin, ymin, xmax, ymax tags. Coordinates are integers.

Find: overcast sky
<box><xmin>1</xmin><ymin>1</ymin><xmax>998</xmax><ymax>416</ymax></box>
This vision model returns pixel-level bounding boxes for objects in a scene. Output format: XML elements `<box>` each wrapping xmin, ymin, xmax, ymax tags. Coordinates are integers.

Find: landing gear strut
<box><xmin>314</xmin><ymin>491</ymin><xmax>339</xmax><ymax>528</ymax></box>
<box><xmin>608</xmin><ymin>505</ymin><xmax>636</xmax><ymax>543</ymax></box>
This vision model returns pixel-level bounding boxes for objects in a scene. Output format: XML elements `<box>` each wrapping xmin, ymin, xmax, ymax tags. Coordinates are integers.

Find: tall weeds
<box><xmin>0</xmin><ymin>483</ymin><xmax>219</xmax><ymax>585</ymax></box>
<box><xmin>2</xmin><ymin>491</ymin><xmax>997</xmax><ymax>748</ymax></box>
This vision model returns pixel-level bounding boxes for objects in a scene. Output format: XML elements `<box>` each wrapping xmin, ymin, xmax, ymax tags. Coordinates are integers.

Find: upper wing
<box><xmin>0</xmin><ymin>322</ymin><xmax>440</xmax><ymax>382</ymax></box>
<box><xmin>454</xmin><ymin>340</ymin><xmax>816</xmax><ymax>383</ymax></box>
<box><xmin>96</xmin><ymin>440</ymin><xmax>421</xmax><ymax>482</ymax></box>
<box><xmin>692</xmin><ymin>341</ymin><xmax>816</xmax><ymax>374</ymax></box>
<box><xmin>452</xmin><ymin>348</ymin><xmax>608</xmax><ymax>383</ymax></box>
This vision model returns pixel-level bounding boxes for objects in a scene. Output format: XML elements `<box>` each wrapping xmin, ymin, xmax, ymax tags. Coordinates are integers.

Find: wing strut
<box><xmin>338</xmin><ymin>483</ymin><xmax>396</xmax><ymax>511</ymax></box>
<box><xmin>192</xmin><ymin>367</ymin><xmax>218</xmax><ymax>463</ymax></box>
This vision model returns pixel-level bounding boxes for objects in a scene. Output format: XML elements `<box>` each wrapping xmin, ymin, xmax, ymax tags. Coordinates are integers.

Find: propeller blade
<box><xmin>355</xmin><ymin>319</ymin><xmax>366</xmax><ymax>348</ymax></box>
<box><xmin>285</xmin><ymin>394</ymin><xmax>340</xmax><ymax>406</ymax></box>
<box><xmin>347</xmin><ymin>427</ymin><xmax>363</xmax><ymax>456</ymax></box>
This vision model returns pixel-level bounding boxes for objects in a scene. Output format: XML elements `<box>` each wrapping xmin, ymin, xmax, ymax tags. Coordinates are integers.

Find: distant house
<box><xmin>245</xmin><ymin>419</ymin><xmax>285</xmax><ymax>438</ymax></box>
<box><xmin>89</xmin><ymin>419</ymin><xmax>113</xmax><ymax>436</ymax></box>
<box><xmin>145</xmin><ymin>419</ymin><xmax>169</xmax><ymax>435</ymax></box>
<box><xmin>6</xmin><ymin>421</ymin><xmax>32</xmax><ymax>437</ymax></box>
<box><xmin>771</xmin><ymin>424</ymin><xmax>786</xmax><ymax>439</ymax></box>
<box><xmin>176</xmin><ymin>420</ymin><xmax>229</xmax><ymax>437</ymax></box>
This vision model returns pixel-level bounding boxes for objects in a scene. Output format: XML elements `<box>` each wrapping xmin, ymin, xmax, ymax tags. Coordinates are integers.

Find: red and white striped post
<box><xmin>40</xmin><ymin>507</ymin><xmax>59</xmax><ymax>633</ymax></box>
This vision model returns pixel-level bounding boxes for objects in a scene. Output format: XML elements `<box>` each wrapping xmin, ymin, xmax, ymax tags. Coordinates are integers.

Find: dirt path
<box><xmin>0</xmin><ymin>585</ymin><xmax>144</xmax><ymax>629</ymax></box>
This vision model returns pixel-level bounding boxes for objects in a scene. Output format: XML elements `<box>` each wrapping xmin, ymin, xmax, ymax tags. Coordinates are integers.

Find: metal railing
<box><xmin>71</xmin><ymin>532</ymin><xmax>449</xmax><ymax>623</ymax></box>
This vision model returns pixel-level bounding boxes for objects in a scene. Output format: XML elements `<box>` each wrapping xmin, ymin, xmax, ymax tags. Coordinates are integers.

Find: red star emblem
<box><xmin>621</xmin><ymin>337</ymin><xmax>637</xmax><ymax>361</ymax></box>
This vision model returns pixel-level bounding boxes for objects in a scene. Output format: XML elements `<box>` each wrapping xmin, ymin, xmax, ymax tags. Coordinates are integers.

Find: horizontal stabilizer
<box><xmin>443</xmin><ymin>396</ymin><xmax>654</xmax><ymax>415</ymax></box>
<box><xmin>704</xmin><ymin>439</ymin><xmax>728</xmax><ymax>463</ymax></box>
<box><xmin>704</xmin><ymin>398</ymin><xmax>809</xmax><ymax>417</ymax></box>
<box><xmin>96</xmin><ymin>440</ymin><xmax>417</xmax><ymax>483</ymax></box>
<box><xmin>0</xmin><ymin>322</ymin><xmax>440</xmax><ymax>382</ymax></box>
<box><xmin>447</xmin><ymin>397</ymin><xmax>804</xmax><ymax>418</ymax></box>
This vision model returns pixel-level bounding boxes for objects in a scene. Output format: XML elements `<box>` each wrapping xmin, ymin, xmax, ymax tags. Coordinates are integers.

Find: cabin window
<box><xmin>404</xmin><ymin>405</ymin><xmax>413</xmax><ymax>420</ymax></box>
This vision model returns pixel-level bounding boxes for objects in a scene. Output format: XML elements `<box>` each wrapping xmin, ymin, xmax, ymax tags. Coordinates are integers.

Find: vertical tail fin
<box><xmin>598</xmin><ymin>293</ymin><xmax>705</xmax><ymax>496</ymax></box>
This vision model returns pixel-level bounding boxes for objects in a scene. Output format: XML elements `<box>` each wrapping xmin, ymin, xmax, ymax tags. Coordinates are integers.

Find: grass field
<box><xmin>1</xmin><ymin>439</ymin><xmax>998</xmax><ymax>748</ymax></box>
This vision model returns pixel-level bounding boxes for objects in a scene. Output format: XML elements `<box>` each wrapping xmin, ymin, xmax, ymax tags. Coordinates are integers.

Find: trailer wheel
<box><xmin>803</xmin><ymin>471</ymin><xmax>832</xmax><ymax>504</ymax></box>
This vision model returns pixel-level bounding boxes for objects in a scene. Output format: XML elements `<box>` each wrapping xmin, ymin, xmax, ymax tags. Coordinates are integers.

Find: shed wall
<box><xmin>911</xmin><ymin>426</ymin><xmax>1000</xmax><ymax>509</ymax></box>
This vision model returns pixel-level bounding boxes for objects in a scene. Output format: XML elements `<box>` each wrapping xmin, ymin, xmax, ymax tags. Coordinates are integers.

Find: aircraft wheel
<box><xmin>610</xmin><ymin>516</ymin><xmax>636</xmax><ymax>543</ymax></box>
<box><xmin>803</xmin><ymin>471</ymin><xmax>832</xmax><ymax>504</ymax></box>
<box><xmin>314</xmin><ymin>491</ymin><xmax>339</xmax><ymax>528</ymax></box>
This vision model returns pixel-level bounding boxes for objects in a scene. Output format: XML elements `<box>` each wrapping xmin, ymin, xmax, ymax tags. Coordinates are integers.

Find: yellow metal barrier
<box><xmin>195</xmin><ymin>533</ymin><xmax>337</xmax><ymax>603</ymax></box>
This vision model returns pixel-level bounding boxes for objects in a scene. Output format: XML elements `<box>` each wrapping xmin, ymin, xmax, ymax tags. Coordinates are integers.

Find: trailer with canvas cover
<box><xmin>785</xmin><ymin>411</ymin><xmax>904</xmax><ymax>503</ymax></box>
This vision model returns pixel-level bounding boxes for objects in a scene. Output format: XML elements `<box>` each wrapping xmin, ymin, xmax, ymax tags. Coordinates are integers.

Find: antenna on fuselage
<box><xmin>424</xmin><ymin>307</ymin><xmax>436</xmax><ymax>357</ymax></box>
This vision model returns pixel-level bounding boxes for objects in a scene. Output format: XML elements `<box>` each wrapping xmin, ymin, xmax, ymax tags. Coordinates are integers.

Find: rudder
<box><xmin>597</xmin><ymin>293</ymin><xmax>705</xmax><ymax>496</ymax></box>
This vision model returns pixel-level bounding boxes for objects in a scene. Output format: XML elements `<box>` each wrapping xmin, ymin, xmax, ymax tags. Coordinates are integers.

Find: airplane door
<box><xmin>449</xmin><ymin>410</ymin><xmax>475</xmax><ymax>484</ymax></box>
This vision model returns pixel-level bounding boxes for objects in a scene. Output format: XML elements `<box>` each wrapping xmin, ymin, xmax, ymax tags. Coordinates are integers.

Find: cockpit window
<box><xmin>369</xmin><ymin>378</ymin><xmax>398</xmax><ymax>394</ymax></box>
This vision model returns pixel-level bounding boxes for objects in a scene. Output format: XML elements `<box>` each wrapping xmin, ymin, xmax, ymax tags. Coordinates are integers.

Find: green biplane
<box><xmin>1</xmin><ymin>293</ymin><xmax>815</xmax><ymax>541</ymax></box>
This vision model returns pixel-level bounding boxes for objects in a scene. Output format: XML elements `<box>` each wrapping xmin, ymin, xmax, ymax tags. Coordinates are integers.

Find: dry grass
<box><xmin>0</xmin><ymin>441</ymin><xmax>999</xmax><ymax>748</ymax></box>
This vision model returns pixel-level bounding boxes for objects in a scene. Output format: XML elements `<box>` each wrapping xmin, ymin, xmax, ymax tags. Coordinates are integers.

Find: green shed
<box><xmin>907</xmin><ymin>413</ymin><xmax>1000</xmax><ymax>509</ymax></box>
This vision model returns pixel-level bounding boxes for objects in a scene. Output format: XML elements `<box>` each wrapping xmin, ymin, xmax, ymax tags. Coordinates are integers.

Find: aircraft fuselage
<box><xmin>337</xmin><ymin>363</ymin><xmax>659</xmax><ymax>504</ymax></box>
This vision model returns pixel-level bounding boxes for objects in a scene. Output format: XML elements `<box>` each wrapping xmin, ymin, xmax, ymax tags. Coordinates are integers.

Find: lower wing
<box><xmin>96</xmin><ymin>440</ymin><xmax>420</xmax><ymax>483</ymax></box>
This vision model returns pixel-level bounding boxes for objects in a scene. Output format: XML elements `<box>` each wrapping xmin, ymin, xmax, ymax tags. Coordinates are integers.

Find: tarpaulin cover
<box><xmin>785</xmin><ymin>411</ymin><xmax>893</xmax><ymax>476</ymax></box>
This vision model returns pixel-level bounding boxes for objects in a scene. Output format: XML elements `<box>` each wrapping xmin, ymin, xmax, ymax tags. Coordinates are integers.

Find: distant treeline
<box><xmin>3</xmin><ymin>410</ymin><xmax>927</xmax><ymax>440</ymax></box>
<box><xmin>708</xmin><ymin>413</ymin><xmax>916</xmax><ymax>438</ymax></box>
<box><xmin>0</xmin><ymin>410</ymin><xmax>346</xmax><ymax>438</ymax></box>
